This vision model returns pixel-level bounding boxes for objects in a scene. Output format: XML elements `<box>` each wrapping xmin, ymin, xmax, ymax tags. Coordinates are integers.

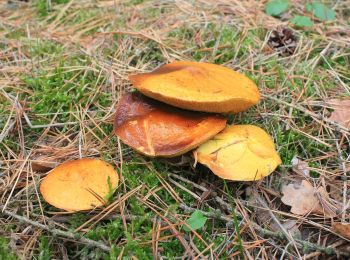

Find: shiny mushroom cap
<box><xmin>129</xmin><ymin>61</ymin><xmax>260</xmax><ymax>113</ymax></box>
<box><xmin>195</xmin><ymin>125</ymin><xmax>281</xmax><ymax>181</ymax></box>
<box><xmin>114</xmin><ymin>92</ymin><xmax>227</xmax><ymax>157</ymax></box>
<box><xmin>40</xmin><ymin>158</ymin><xmax>119</xmax><ymax>211</ymax></box>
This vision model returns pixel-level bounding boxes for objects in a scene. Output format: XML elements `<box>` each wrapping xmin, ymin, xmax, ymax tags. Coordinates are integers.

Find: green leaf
<box><xmin>306</xmin><ymin>2</ymin><xmax>336</xmax><ymax>21</ymax></box>
<box><xmin>266</xmin><ymin>0</ymin><xmax>289</xmax><ymax>16</ymax></box>
<box><xmin>183</xmin><ymin>210</ymin><xmax>208</xmax><ymax>231</ymax></box>
<box><xmin>306</xmin><ymin>3</ymin><xmax>313</xmax><ymax>12</ymax></box>
<box><xmin>291</xmin><ymin>15</ymin><xmax>314</xmax><ymax>27</ymax></box>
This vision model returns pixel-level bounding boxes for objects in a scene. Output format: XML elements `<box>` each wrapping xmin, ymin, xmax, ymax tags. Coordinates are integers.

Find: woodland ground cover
<box><xmin>0</xmin><ymin>0</ymin><xmax>349</xmax><ymax>258</ymax></box>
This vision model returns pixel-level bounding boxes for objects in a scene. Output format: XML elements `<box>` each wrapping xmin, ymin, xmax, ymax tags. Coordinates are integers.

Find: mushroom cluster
<box><xmin>39</xmin><ymin>61</ymin><xmax>281</xmax><ymax>212</ymax></box>
<box><xmin>115</xmin><ymin>61</ymin><xmax>281</xmax><ymax>181</ymax></box>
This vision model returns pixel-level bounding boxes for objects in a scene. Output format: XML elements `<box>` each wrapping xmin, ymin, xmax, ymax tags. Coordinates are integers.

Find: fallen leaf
<box><xmin>329</xmin><ymin>179</ymin><xmax>344</xmax><ymax>202</ymax></box>
<box><xmin>332</xmin><ymin>223</ymin><xmax>350</xmax><ymax>240</ymax></box>
<box><xmin>31</xmin><ymin>156</ymin><xmax>60</xmax><ymax>172</ymax></box>
<box><xmin>328</xmin><ymin>99</ymin><xmax>350</xmax><ymax>128</ymax></box>
<box><xmin>247</xmin><ymin>189</ymin><xmax>301</xmax><ymax>237</ymax></box>
<box><xmin>281</xmin><ymin>180</ymin><xmax>337</xmax><ymax>217</ymax></box>
<box><xmin>282</xmin><ymin>220</ymin><xmax>301</xmax><ymax>237</ymax></box>
<box><xmin>271</xmin><ymin>219</ymin><xmax>301</xmax><ymax>238</ymax></box>
<box><xmin>79</xmin><ymin>34</ymin><xmax>109</xmax><ymax>54</ymax></box>
<box><xmin>247</xmin><ymin>188</ymin><xmax>272</xmax><ymax>225</ymax></box>
<box><xmin>291</xmin><ymin>156</ymin><xmax>310</xmax><ymax>177</ymax></box>
<box><xmin>30</xmin><ymin>136</ymin><xmax>78</xmax><ymax>172</ymax></box>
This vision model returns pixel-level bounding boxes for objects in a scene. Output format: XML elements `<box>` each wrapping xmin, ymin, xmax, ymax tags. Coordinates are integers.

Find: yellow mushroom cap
<box><xmin>40</xmin><ymin>158</ymin><xmax>119</xmax><ymax>211</ymax></box>
<box><xmin>195</xmin><ymin>125</ymin><xmax>281</xmax><ymax>181</ymax></box>
<box><xmin>129</xmin><ymin>61</ymin><xmax>260</xmax><ymax>113</ymax></box>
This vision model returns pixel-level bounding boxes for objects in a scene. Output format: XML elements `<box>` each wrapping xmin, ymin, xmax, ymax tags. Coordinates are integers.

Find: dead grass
<box><xmin>1</xmin><ymin>0</ymin><xmax>350</xmax><ymax>259</ymax></box>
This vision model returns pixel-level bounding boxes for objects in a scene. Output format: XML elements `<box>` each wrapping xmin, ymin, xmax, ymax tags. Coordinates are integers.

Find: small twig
<box><xmin>256</xmin><ymin>195</ymin><xmax>302</xmax><ymax>258</ymax></box>
<box><xmin>33</xmin><ymin>203</ymin><xmax>337</xmax><ymax>255</ymax></box>
<box><xmin>0</xmin><ymin>206</ymin><xmax>111</xmax><ymax>252</ymax></box>
<box><xmin>138</xmin><ymin>197</ymin><xmax>196</xmax><ymax>258</ymax></box>
<box><xmin>178</xmin><ymin>205</ymin><xmax>335</xmax><ymax>255</ymax></box>
<box><xmin>0</xmin><ymin>120</ymin><xmax>15</xmax><ymax>143</ymax></box>
<box><xmin>334</xmin><ymin>135</ymin><xmax>349</xmax><ymax>221</ymax></box>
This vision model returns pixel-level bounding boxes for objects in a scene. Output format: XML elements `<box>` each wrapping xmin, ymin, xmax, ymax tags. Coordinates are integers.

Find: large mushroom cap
<box><xmin>195</xmin><ymin>125</ymin><xmax>281</xmax><ymax>181</ymax></box>
<box><xmin>114</xmin><ymin>92</ymin><xmax>227</xmax><ymax>157</ymax></box>
<box><xmin>129</xmin><ymin>61</ymin><xmax>260</xmax><ymax>113</ymax></box>
<box><xmin>40</xmin><ymin>158</ymin><xmax>119</xmax><ymax>211</ymax></box>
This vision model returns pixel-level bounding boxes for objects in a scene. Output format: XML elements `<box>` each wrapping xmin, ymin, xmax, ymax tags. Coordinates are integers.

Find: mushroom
<box><xmin>194</xmin><ymin>125</ymin><xmax>281</xmax><ymax>181</ymax></box>
<box><xmin>129</xmin><ymin>61</ymin><xmax>260</xmax><ymax>113</ymax></box>
<box><xmin>40</xmin><ymin>158</ymin><xmax>119</xmax><ymax>211</ymax></box>
<box><xmin>114</xmin><ymin>92</ymin><xmax>227</xmax><ymax>157</ymax></box>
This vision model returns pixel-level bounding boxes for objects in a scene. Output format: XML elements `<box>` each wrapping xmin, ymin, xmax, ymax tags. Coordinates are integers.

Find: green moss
<box><xmin>37</xmin><ymin>236</ymin><xmax>53</xmax><ymax>260</ymax></box>
<box><xmin>22</xmin><ymin>58</ymin><xmax>110</xmax><ymax>124</ymax></box>
<box><xmin>36</xmin><ymin>0</ymin><xmax>70</xmax><ymax>17</ymax></box>
<box><xmin>276</xmin><ymin>128</ymin><xmax>330</xmax><ymax>164</ymax></box>
<box><xmin>0</xmin><ymin>237</ymin><xmax>17</xmax><ymax>260</ymax></box>
<box><xmin>24</xmin><ymin>39</ymin><xmax>64</xmax><ymax>58</ymax></box>
<box><xmin>168</xmin><ymin>24</ymin><xmax>262</xmax><ymax>64</ymax></box>
<box><xmin>5</xmin><ymin>29</ymin><xmax>26</xmax><ymax>40</ymax></box>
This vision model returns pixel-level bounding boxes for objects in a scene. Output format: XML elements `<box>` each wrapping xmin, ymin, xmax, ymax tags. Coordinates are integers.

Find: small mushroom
<box><xmin>194</xmin><ymin>125</ymin><xmax>281</xmax><ymax>181</ymax></box>
<box><xmin>40</xmin><ymin>158</ymin><xmax>119</xmax><ymax>211</ymax></box>
<box><xmin>129</xmin><ymin>61</ymin><xmax>260</xmax><ymax>113</ymax></box>
<box><xmin>114</xmin><ymin>92</ymin><xmax>227</xmax><ymax>157</ymax></box>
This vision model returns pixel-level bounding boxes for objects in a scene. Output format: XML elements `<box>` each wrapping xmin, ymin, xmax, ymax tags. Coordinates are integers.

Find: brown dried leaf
<box><xmin>271</xmin><ymin>219</ymin><xmax>301</xmax><ymax>238</ymax></box>
<box><xmin>247</xmin><ymin>189</ymin><xmax>271</xmax><ymax>225</ymax></box>
<box><xmin>282</xmin><ymin>220</ymin><xmax>301</xmax><ymax>237</ymax></box>
<box><xmin>281</xmin><ymin>180</ymin><xmax>337</xmax><ymax>217</ymax></box>
<box><xmin>31</xmin><ymin>158</ymin><xmax>59</xmax><ymax>172</ymax></box>
<box><xmin>332</xmin><ymin>222</ymin><xmax>350</xmax><ymax>240</ymax></box>
<box><xmin>329</xmin><ymin>179</ymin><xmax>344</xmax><ymax>202</ymax></box>
<box><xmin>79</xmin><ymin>34</ymin><xmax>108</xmax><ymax>54</ymax></box>
<box><xmin>291</xmin><ymin>156</ymin><xmax>309</xmax><ymax>177</ymax></box>
<box><xmin>328</xmin><ymin>99</ymin><xmax>350</xmax><ymax>128</ymax></box>
<box><xmin>247</xmin><ymin>189</ymin><xmax>301</xmax><ymax>237</ymax></box>
<box><xmin>31</xmin><ymin>144</ymin><xmax>77</xmax><ymax>172</ymax></box>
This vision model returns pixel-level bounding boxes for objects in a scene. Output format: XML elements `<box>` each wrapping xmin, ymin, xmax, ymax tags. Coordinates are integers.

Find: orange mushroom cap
<box><xmin>129</xmin><ymin>61</ymin><xmax>260</xmax><ymax>113</ymax></box>
<box><xmin>195</xmin><ymin>125</ymin><xmax>281</xmax><ymax>181</ymax></box>
<box><xmin>40</xmin><ymin>158</ymin><xmax>119</xmax><ymax>212</ymax></box>
<box><xmin>114</xmin><ymin>92</ymin><xmax>227</xmax><ymax>157</ymax></box>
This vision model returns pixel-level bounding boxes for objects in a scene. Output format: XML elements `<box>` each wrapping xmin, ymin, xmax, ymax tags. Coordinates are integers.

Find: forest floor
<box><xmin>0</xmin><ymin>0</ymin><xmax>350</xmax><ymax>259</ymax></box>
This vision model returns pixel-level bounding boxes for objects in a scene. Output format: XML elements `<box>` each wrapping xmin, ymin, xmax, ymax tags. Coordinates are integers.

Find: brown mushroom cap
<box><xmin>195</xmin><ymin>125</ymin><xmax>281</xmax><ymax>181</ymax></box>
<box><xmin>40</xmin><ymin>158</ymin><xmax>119</xmax><ymax>211</ymax></box>
<box><xmin>114</xmin><ymin>92</ymin><xmax>227</xmax><ymax>157</ymax></box>
<box><xmin>129</xmin><ymin>61</ymin><xmax>260</xmax><ymax>113</ymax></box>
